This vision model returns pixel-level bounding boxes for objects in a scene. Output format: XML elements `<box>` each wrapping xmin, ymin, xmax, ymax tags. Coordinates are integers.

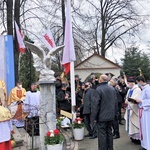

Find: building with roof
<box><xmin>75</xmin><ymin>53</ymin><xmax>121</xmax><ymax>81</ymax></box>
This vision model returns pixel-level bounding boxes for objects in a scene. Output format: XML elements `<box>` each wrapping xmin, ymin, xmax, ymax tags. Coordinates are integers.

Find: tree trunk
<box><xmin>101</xmin><ymin>48</ymin><xmax>106</xmax><ymax>57</ymax></box>
<box><xmin>100</xmin><ymin>24</ymin><xmax>106</xmax><ymax>57</ymax></box>
<box><xmin>6</xmin><ymin>0</ymin><xmax>13</xmax><ymax>35</ymax></box>
<box><xmin>14</xmin><ymin>0</ymin><xmax>21</xmax><ymax>82</ymax></box>
<box><xmin>100</xmin><ymin>2</ymin><xmax>106</xmax><ymax>58</ymax></box>
<box><xmin>101</xmin><ymin>24</ymin><xmax>106</xmax><ymax>58</ymax></box>
<box><xmin>61</xmin><ymin>0</ymin><xmax>65</xmax><ymax>40</ymax></box>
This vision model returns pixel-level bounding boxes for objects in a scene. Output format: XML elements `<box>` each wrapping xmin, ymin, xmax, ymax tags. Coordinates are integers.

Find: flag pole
<box><xmin>62</xmin><ymin>0</ymin><xmax>76</xmax><ymax>121</ymax></box>
<box><xmin>70</xmin><ymin>61</ymin><xmax>76</xmax><ymax>121</ymax></box>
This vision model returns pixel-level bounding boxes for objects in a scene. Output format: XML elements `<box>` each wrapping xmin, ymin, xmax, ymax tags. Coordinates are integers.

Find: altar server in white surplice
<box><xmin>24</xmin><ymin>83</ymin><xmax>41</xmax><ymax>136</ymax></box>
<box><xmin>135</xmin><ymin>76</ymin><xmax>150</xmax><ymax>150</ymax></box>
<box><xmin>0</xmin><ymin>105</ymin><xmax>13</xmax><ymax>150</ymax></box>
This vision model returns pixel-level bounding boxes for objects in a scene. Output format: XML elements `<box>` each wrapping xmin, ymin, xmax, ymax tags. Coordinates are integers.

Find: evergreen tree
<box><xmin>18</xmin><ymin>50</ymin><xmax>37</xmax><ymax>90</ymax></box>
<box><xmin>140</xmin><ymin>53</ymin><xmax>150</xmax><ymax>80</ymax></box>
<box><xmin>121</xmin><ymin>47</ymin><xmax>150</xmax><ymax>80</ymax></box>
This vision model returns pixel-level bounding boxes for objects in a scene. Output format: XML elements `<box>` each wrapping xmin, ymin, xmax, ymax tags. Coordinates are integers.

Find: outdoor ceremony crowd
<box><xmin>55</xmin><ymin>73</ymin><xmax>150</xmax><ymax>150</ymax></box>
<box><xmin>0</xmin><ymin>72</ymin><xmax>150</xmax><ymax>150</ymax></box>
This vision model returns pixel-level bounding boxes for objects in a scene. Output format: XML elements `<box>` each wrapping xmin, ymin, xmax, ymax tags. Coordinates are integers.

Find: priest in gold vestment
<box><xmin>0</xmin><ymin>80</ymin><xmax>7</xmax><ymax>106</ymax></box>
<box><xmin>8</xmin><ymin>82</ymin><xmax>27</xmax><ymax>127</ymax></box>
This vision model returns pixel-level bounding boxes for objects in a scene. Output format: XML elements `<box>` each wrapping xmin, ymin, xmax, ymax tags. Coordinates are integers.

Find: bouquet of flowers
<box><xmin>57</xmin><ymin>116</ymin><xmax>71</xmax><ymax>127</ymax></box>
<box><xmin>44</xmin><ymin>129</ymin><xmax>64</xmax><ymax>145</ymax></box>
<box><xmin>56</xmin><ymin>116</ymin><xmax>65</xmax><ymax>127</ymax></box>
<box><xmin>72</xmin><ymin>117</ymin><xmax>84</xmax><ymax>129</ymax></box>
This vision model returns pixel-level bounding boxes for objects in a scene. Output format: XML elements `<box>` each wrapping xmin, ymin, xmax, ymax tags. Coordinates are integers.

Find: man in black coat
<box><xmin>109</xmin><ymin>79</ymin><xmax>120</xmax><ymax>139</ymax></box>
<box><xmin>116</xmin><ymin>78</ymin><xmax>128</xmax><ymax>124</ymax></box>
<box><xmin>55</xmin><ymin>74</ymin><xmax>62</xmax><ymax>95</ymax></box>
<box><xmin>83</xmin><ymin>82</ymin><xmax>97</xmax><ymax>139</ymax></box>
<box><xmin>57</xmin><ymin>84</ymin><xmax>71</xmax><ymax>112</ymax></box>
<box><xmin>76</xmin><ymin>82</ymin><xmax>85</xmax><ymax>118</ymax></box>
<box><xmin>91</xmin><ymin>74</ymin><xmax>116</xmax><ymax>150</ymax></box>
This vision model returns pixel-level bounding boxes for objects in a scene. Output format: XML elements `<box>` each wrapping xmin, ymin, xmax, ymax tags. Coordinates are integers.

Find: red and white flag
<box><xmin>42</xmin><ymin>28</ymin><xmax>56</xmax><ymax>51</ymax></box>
<box><xmin>62</xmin><ymin>0</ymin><xmax>76</xmax><ymax>75</ymax></box>
<box><xmin>14</xmin><ymin>21</ymin><xmax>26</xmax><ymax>53</ymax></box>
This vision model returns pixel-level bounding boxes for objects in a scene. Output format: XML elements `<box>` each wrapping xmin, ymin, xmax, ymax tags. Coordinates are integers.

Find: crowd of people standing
<box><xmin>56</xmin><ymin>73</ymin><xmax>150</xmax><ymax>150</ymax></box>
<box><xmin>0</xmin><ymin>72</ymin><xmax>150</xmax><ymax>150</ymax></box>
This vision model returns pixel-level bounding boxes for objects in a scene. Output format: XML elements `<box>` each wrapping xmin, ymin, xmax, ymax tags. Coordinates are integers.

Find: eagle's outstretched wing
<box><xmin>25</xmin><ymin>41</ymin><xmax>64</xmax><ymax>70</ymax></box>
<box><xmin>24</xmin><ymin>41</ymin><xmax>45</xmax><ymax>60</ymax></box>
<box><xmin>44</xmin><ymin>45</ymin><xmax>65</xmax><ymax>69</ymax></box>
<box><xmin>48</xmin><ymin>45</ymin><xmax>65</xmax><ymax>56</ymax></box>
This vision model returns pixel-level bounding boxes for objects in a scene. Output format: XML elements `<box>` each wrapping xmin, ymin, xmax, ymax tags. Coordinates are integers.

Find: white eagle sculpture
<box><xmin>25</xmin><ymin>41</ymin><xmax>64</xmax><ymax>81</ymax></box>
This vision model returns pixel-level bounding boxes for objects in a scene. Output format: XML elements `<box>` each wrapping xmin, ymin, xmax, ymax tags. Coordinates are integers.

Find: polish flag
<box><xmin>14</xmin><ymin>21</ymin><xmax>26</xmax><ymax>53</ymax></box>
<box><xmin>42</xmin><ymin>28</ymin><xmax>56</xmax><ymax>51</ymax></box>
<box><xmin>62</xmin><ymin>0</ymin><xmax>76</xmax><ymax>75</ymax></box>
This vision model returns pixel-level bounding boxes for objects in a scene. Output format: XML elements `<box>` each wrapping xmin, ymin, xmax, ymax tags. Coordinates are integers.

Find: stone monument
<box><xmin>25</xmin><ymin>41</ymin><xmax>64</xmax><ymax>150</ymax></box>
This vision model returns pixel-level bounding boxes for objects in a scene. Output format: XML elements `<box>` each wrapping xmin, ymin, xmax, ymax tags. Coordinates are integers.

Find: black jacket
<box><xmin>55</xmin><ymin>79</ymin><xmax>62</xmax><ymax>95</ymax></box>
<box><xmin>83</xmin><ymin>88</ymin><xmax>95</xmax><ymax>115</ymax></box>
<box><xmin>117</xmin><ymin>82</ymin><xmax>128</xmax><ymax>102</ymax></box>
<box><xmin>88</xmin><ymin>78</ymin><xmax>99</xmax><ymax>89</ymax></box>
<box><xmin>76</xmin><ymin>89</ymin><xmax>84</xmax><ymax>107</ymax></box>
<box><xmin>57</xmin><ymin>90</ymin><xmax>71</xmax><ymax>112</ymax></box>
<box><xmin>91</xmin><ymin>82</ymin><xmax>116</xmax><ymax>122</ymax></box>
<box><xmin>114</xmin><ymin>88</ymin><xmax>119</xmax><ymax>114</ymax></box>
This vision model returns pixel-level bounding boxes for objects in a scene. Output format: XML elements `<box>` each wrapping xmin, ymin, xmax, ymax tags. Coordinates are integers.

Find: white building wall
<box><xmin>75</xmin><ymin>68</ymin><xmax>120</xmax><ymax>81</ymax></box>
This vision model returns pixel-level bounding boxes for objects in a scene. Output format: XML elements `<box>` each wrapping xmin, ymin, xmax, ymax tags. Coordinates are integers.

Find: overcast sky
<box><xmin>1</xmin><ymin>0</ymin><xmax>150</xmax><ymax>64</ymax></box>
<box><xmin>105</xmin><ymin>0</ymin><xmax>150</xmax><ymax>63</ymax></box>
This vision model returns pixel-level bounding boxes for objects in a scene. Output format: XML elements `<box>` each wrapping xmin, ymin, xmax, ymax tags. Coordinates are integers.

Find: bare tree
<box><xmin>1</xmin><ymin>0</ymin><xmax>149</xmax><ymax>76</ymax></box>
<box><xmin>72</xmin><ymin>0</ymin><xmax>148</xmax><ymax>57</ymax></box>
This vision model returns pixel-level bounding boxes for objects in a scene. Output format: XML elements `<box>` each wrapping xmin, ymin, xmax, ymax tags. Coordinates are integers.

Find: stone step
<box><xmin>13</xmin><ymin>125</ymin><xmax>41</xmax><ymax>149</ymax></box>
<box><xmin>18</xmin><ymin>128</ymin><xmax>40</xmax><ymax>149</ymax></box>
<box><xmin>12</xmin><ymin>126</ymin><xmax>23</xmax><ymax>141</ymax></box>
<box><xmin>14</xmin><ymin>140</ymin><xmax>24</xmax><ymax>147</ymax></box>
<box><xmin>61</xmin><ymin>128</ymin><xmax>78</xmax><ymax>150</ymax></box>
<box><xmin>13</xmin><ymin>145</ymin><xmax>27</xmax><ymax>150</ymax></box>
<box><xmin>12</xmin><ymin>126</ymin><xmax>26</xmax><ymax>149</ymax></box>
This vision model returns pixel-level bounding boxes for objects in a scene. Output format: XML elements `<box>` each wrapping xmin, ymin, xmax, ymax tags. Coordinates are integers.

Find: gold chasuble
<box><xmin>8</xmin><ymin>87</ymin><xmax>26</xmax><ymax>106</ymax></box>
<box><xmin>8</xmin><ymin>87</ymin><xmax>27</xmax><ymax>121</ymax></box>
<box><xmin>0</xmin><ymin>80</ymin><xmax>6</xmax><ymax>95</ymax></box>
<box><xmin>0</xmin><ymin>80</ymin><xmax>7</xmax><ymax>106</ymax></box>
<box><xmin>0</xmin><ymin>106</ymin><xmax>12</xmax><ymax>122</ymax></box>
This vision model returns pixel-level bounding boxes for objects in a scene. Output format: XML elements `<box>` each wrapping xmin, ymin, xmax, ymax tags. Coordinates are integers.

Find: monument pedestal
<box><xmin>39</xmin><ymin>81</ymin><xmax>56</xmax><ymax>150</ymax></box>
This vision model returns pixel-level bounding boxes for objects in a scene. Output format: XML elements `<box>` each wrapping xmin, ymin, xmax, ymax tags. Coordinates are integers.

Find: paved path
<box><xmin>78</xmin><ymin>121</ymin><xmax>141</xmax><ymax>150</ymax></box>
<box><xmin>13</xmin><ymin>120</ymin><xmax>141</xmax><ymax>150</ymax></box>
